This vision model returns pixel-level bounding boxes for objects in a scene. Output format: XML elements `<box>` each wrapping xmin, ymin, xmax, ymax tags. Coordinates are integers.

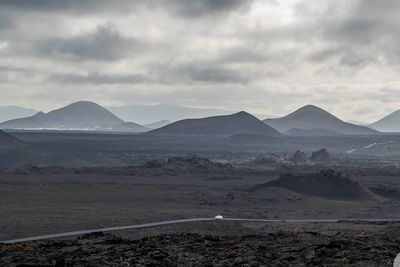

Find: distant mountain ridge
<box><xmin>144</xmin><ymin>120</ymin><xmax>171</xmax><ymax>129</ymax></box>
<box><xmin>0</xmin><ymin>101</ymin><xmax>125</xmax><ymax>130</ymax></box>
<box><xmin>107</xmin><ymin>104</ymin><xmax>270</xmax><ymax>124</ymax></box>
<box><xmin>0</xmin><ymin>106</ymin><xmax>38</xmax><ymax>123</ymax></box>
<box><xmin>111</xmin><ymin>122</ymin><xmax>148</xmax><ymax>132</ymax></box>
<box><xmin>264</xmin><ymin>105</ymin><xmax>378</xmax><ymax>136</ymax></box>
<box><xmin>369</xmin><ymin>110</ymin><xmax>400</xmax><ymax>132</ymax></box>
<box><xmin>149</xmin><ymin>111</ymin><xmax>283</xmax><ymax>137</ymax></box>
<box><xmin>107</xmin><ymin>104</ymin><xmax>234</xmax><ymax>124</ymax></box>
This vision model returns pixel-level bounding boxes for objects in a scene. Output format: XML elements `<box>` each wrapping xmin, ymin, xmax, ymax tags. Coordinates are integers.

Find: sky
<box><xmin>0</xmin><ymin>0</ymin><xmax>399</xmax><ymax>122</ymax></box>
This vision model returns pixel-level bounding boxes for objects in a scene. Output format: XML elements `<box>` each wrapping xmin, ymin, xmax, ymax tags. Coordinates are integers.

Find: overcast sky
<box><xmin>0</xmin><ymin>0</ymin><xmax>399</xmax><ymax>122</ymax></box>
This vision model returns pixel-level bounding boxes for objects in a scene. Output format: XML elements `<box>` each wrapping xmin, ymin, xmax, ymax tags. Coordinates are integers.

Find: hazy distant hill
<box><xmin>107</xmin><ymin>104</ymin><xmax>236</xmax><ymax>124</ymax></box>
<box><xmin>111</xmin><ymin>122</ymin><xmax>148</xmax><ymax>132</ymax></box>
<box><xmin>144</xmin><ymin>120</ymin><xmax>171</xmax><ymax>129</ymax></box>
<box><xmin>369</xmin><ymin>110</ymin><xmax>400</xmax><ymax>132</ymax></box>
<box><xmin>149</xmin><ymin>111</ymin><xmax>283</xmax><ymax>137</ymax></box>
<box><xmin>264</xmin><ymin>105</ymin><xmax>378</xmax><ymax>135</ymax></box>
<box><xmin>285</xmin><ymin>128</ymin><xmax>344</xmax><ymax>137</ymax></box>
<box><xmin>0</xmin><ymin>101</ymin><xmax>124</xmax><ymax>130</ymax></box>
<box><xmin>107</xmin><ymin>104</ymin><xmax>270</xmax><ymax>124</ymax></box>
<box><xmin>0</xmin><ymin>106</ymin><xmax>37</xmax><ymax>123</ymax></box>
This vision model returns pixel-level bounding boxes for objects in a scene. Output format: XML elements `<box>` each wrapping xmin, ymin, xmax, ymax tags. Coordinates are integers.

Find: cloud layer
<box><xmin>0</xmin><ymin>0</ymin><xmax>399</xmax><ymax>122</ymax></box>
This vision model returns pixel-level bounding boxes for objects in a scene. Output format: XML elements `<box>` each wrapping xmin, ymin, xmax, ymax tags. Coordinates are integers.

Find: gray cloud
<box><xmin>50</xmin><ymin>63</ymin><xmax>248</xmax><ymax>85</ymax></box>
<box><xmin>50</xmin><ymin>72</ymin><xmax>151</xmax><ymax>85</ymax></box>
<box><xmin>0</xmin><ymin>12</ymin><xmax>13</xmax><ymax>29</ymax></box>
<box><xmin>33</xmin><ymin>24</ymin><xmax>140</xmax><ymax>61</ymax></box>
<box><xmin>175</xmin><ymin>62</ymin><xmax>250</xmax><ymax>84</ymax></box>
<box><xmin>0</xmin><ymin>0</ymin><xmax>140</xmax><ymax>14</ymax></box>
<box><xmin>331</xmin><ymin>0</ymin><xmax>399</xmax><ymax>43</ymax></box>
<box><xmin>159</xmin><ymin>0</ymin><xmax>253</xmax><ymax>17</ymax></box>
<box><xmin>306</xmin><ymin>0</ymin><xmax>400</xmax><ymax>67</ymax></box>
<box><xmin>0</xmin><ymin>0</ymin><xmax>253</xmax><ymax>17</ymax></box>
<box><xmin>0</xmin><ymin>0</ymin><xmax>399</xmax><ymax>122</ymax></box>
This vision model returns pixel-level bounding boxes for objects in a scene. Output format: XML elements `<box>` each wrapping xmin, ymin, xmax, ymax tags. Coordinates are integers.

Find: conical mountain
<box><xmin>369</xmin><ymin>110</ymin><xmax>400</xmax><ymax>132</ymax></box>
<box><xmin>0</xmin><ymin>101</ymin><xmax>125</xmax><ymax>130</ymax></box>
<box><xmin>264</xmin><ymin>105</ymin><xmax>378</xmax><ymax>135</ymax></box>
<box><xmin>149</xmin><ymin>111</ymin><xmax>282</xmax><ymax>137</ymax></box>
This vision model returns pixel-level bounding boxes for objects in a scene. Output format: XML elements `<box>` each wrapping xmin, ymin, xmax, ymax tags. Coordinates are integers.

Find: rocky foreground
<box><xmin>1</xmin><ymin>228</ymin><xmax>400</xmax><ymax>267</ymax></box>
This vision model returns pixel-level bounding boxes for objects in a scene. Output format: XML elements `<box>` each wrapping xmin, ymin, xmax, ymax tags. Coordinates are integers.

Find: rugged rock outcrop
<box><xmin>290</xmin><ymin>150</ymin><xmax>308</xmax><ymax>164</ymax></box>
<box><xmin>310</xmin><ymin>148</ymin><xmax>334</xmax><ymax>162</ymax></box>
<box><xmin>1</xmin><ymin>231</ymin><xmax>399</xmax><ymax>266</ymax></box>
<box><xmin>250</xmin><ymin>169</ymin><xmax>372</xmax><ymax>200</ymax></box>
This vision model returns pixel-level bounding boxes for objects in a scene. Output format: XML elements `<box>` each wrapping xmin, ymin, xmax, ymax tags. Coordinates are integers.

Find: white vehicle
<box><xmin>214</xmin><ymin>215</ymin><xmax>224</xmax><ymax>220</ymax></box>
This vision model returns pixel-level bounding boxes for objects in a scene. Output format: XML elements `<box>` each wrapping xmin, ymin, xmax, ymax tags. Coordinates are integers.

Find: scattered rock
<box><xmin>310</xmin><ymin>149</ymin><xmax>334</xmax><ymax>162</ymax></box>
<box><xmin>290</xmin><ymin>150</ymin><xmax>308</xmax><ymax>164</ymax></box>
<box><xmin>1</xmin><ymin>231</ymin><xmax>399</xmax><ymax>266</ymax></box>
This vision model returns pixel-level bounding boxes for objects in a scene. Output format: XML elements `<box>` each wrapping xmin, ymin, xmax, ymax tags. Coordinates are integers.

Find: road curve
<box><xmin>2</xmin><ymin>217</ymin><xmax>400</xmax><ymax>244</ymax></box>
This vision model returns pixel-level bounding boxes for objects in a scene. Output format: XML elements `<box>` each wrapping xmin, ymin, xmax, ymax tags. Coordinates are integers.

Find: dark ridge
<box><xmin>148</xmin><ymin>111</ymin><xmax>283</xmax><ymax>137</ymax></box>
<box><xmin>249</xmin><ymin>170</ymin><xmax>373</xmax><ymax>201</ymax></box>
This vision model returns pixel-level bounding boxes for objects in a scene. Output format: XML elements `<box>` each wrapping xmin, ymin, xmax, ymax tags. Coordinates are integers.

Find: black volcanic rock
<box><xmin>264</xmin><ymin>105</ymin><xmax>378</xmax><ymax>135</ymax></box>
<box><xmin>148</xmin><ymin>111</ymin><xmax>283</xmax><ymax>137</ymax></box>
<box><xmin>290</xmin><ymin>150</ymin><xmax>308</xmax><ymax>164</ymax></box>
<box><xmin>140</xmin><ymin>155</ymin><xmax>235</xmax><ymax>175</ymax></box>
<box><xmin>0</xmin><ymin>101</ymin><xmax>124</xmax><ymax>130</ymax></box>
<box><xmin>250</xmin><ymin>169</ymin><xmax>372</xmax><ymax>200</ymax></box>
<box><xmin>310</xmin><ymin>148</ymin><xmax>333</xmax><ymax>162</ymax></box>
<box><xmin>1</xmin><ymin>231</ymin><xmax>399</xmax><ymax>266</ymax></box>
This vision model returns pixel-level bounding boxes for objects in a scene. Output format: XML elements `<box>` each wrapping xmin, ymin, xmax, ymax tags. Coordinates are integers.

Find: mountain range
<box><xmin>0</xmin><ymin>101</ymin><xmax>124</xmax><ymax>130</ymax></box>
<box><xmin>264</xmin><ymin>105</ymin><xmax>378</xmax><ymax>136</ymax></box>
<box><xmin>149</xmin><ymin>111</ymin><xmax>283</xmax><ymax>137</ymax></box>
<box><xmin>1</xmin><ymin>101</ymin><xmax>398</xmax><ymax>135</ymax></box>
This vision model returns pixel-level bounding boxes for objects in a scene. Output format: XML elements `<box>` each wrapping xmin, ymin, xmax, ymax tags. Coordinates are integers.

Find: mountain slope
<box><xmin>285</xmin><ymin>128</ymin><xmax>344</xmax><ymax>137</ymax></box>
<box><xmin>264</xmin><ymin>105</ymin><xmax>378</xmax><ymax>135</ymax></box>
<box><xmin>0</xmin><ymin>101</ymin><xmax>124</xmax><ymax>130</ymax></box>
<box><xmin>0</xmin><ymin>106</ymin><xmax>37</xmax><ymax>123</ymax></box>
<box><xmin>369</xmin><ymin>110</ymin><xmax>400</xmax><ymax>132</ymax></box>
<box><xmin>149</xmin><ymin>111</ymin><xmax>283</xmax><ymax>137</ymax></box>
<box><xmin>144</xmin><ymin>120</ymin><xmax>171</xmax><ymax>129</ymax></box>
<box><xmin>107</xmin><ymin>104</ymin><xmax>237</xmax><ymax>124</ymax></box>
<box><xmin>111</xmin><ymin>122</ymin><xmax>148</xmax><ymax>132</ymax></box>
<box><xmin>107</xmin><ymin>104</ymin><xmax>270</xmax><ymax>124</ymax></box>
<box><xmin>0</xmin><ymin>130</ymin><xmax>22</xmax><ymax>148</ymax></box>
